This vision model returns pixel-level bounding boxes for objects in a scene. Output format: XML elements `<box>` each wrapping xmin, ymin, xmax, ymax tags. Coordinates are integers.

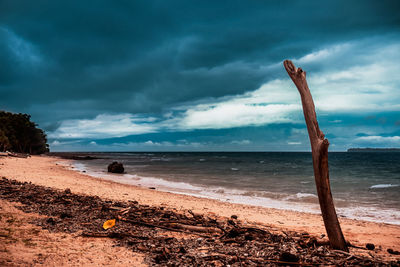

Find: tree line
<box><xmin>0</xmin><ymin>111</ymin><xmax>49</xmax><ymax>154</ymax></box>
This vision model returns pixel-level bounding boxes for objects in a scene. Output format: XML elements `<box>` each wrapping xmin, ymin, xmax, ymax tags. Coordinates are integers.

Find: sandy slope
<box><xmin>0</xmin><ymin>155</ymin><xmax>399</xmax><ymax>264</ymax></box>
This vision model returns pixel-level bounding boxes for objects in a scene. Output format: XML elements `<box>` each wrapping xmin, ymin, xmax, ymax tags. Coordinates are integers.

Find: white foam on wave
<box><xmin>283</xmin><ymin>193</ymin><xmax>318</xmax><ymax>202</ymax></box>
<box><xmin>71</xmin><ymin>162</ymin><xmax>88</xmax><ymax>172</ymax></box>
<box><xmin>292</xmin><ymin>193</ymin><xmax>317</xmax><ymax>199</ymax></box>
<box><xmin>193</xmin><ymin>189</ymin><xmax>400</xmax><ymax>225</ymax></box>
<box><xmin>370</xmin><ymin>184</ymin><xmax>399</xmax><ymax>189</ymax></box>
<box><xmin>150</xmin><ymin>157</ymin><xmax>171</xmax><ymax>162</ymax></box>
<box><xmin>196</xmin><ymin>189</ymin><xmax>322</xmax><ymax>215</ymax></box>
<box><xmin>337</xmin><ymin>206</ymin><xmax>400</xmax><ymax>225</ymax></box>
<box><xmin>70</xmin><ymin>161</ymin><xmax>400</xmax><ymax>225</ymax></box>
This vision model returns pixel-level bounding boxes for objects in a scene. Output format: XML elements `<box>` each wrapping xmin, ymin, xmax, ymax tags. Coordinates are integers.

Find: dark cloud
<box><xmin>1</xmin><ymin>1</ymin><xmax>399</xmax><ymax>123</ymax></box>
<box><xmin>1</xmin><ymin>1</ymin><xmax>399</xmax><ymax>151</ymax></box>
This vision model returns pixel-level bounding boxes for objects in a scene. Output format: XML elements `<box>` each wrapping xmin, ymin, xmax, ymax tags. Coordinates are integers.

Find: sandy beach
<box><xmin>1</xmin><ymin>155</ymin><xmax>400</xmax><ymax>265</ymax></box>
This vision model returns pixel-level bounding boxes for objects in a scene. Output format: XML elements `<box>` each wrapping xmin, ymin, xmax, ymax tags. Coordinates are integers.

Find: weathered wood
<box><xmin>118</xmin><ymin>216</ymin><xmax>211</xmax><ymax>237</ymax></box>
<box><xmin>165</xmin><ymin>223</ymin><xmax>223</xmax><ymax>234</ymax></box>
<box><xmin>283</xmin><ymin>60</ymin><xmax>348</xmax><ymax>251</ymax></box>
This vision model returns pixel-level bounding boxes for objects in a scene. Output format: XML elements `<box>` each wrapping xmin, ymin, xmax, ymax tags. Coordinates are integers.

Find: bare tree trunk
<box><xmin>283</xmin><ymin>60</ymin><xmax>348</xmax><ymax>252</ymax></box>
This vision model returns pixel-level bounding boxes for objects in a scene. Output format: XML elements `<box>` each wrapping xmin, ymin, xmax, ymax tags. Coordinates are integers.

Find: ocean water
<box><xmin>62</xmin><ymin>152</ymin><xmax>400</xmax><ymax>225</ymax></box>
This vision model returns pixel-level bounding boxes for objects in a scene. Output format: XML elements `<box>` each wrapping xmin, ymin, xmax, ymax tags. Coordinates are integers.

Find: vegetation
<box><xmin>0</xmin><ymin>111</ymin><xmax>49</xmax><ymax>154</ymax></box>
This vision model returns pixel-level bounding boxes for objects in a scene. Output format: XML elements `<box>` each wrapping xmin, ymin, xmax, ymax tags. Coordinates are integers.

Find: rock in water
<box><xmin>107</xmin><ymin>162</ymin><xmax>124</xmax><ymax>173</ymax></box>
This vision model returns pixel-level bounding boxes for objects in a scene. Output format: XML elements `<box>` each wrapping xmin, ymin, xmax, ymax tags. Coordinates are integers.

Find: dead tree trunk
<box><xmin>283</xmin><ymin>60</ymin><xmax>348</xmax><ymax>252</ymax></box>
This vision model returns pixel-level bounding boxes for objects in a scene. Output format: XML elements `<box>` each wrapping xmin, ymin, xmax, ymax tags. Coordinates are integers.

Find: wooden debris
<box><xmin>164</xmin><ymin>223</ymin><xmax>222</xmax><ymax>234</ymax></box>
<box><xmin>0</xmin><ymin>177</ymin><xmax>397</xmax><ymax>266</ymax></box>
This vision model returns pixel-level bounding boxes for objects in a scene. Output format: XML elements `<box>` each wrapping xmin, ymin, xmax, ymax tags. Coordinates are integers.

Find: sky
<box><xmin>1</xmin><ymin>0</ymin><xmax>400</xmax><ymax>152</ymax></box>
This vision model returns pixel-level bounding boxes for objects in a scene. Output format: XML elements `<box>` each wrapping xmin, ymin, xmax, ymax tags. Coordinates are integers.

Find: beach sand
<box><xmin>0</xmin><ymin>199</ymin><xmax>145</xmax><ymax>266</ymax></box>
<box><xmin>1</xmin><ymin>155</ymin><xmax>399</xmax><ymax>265</ymax></box>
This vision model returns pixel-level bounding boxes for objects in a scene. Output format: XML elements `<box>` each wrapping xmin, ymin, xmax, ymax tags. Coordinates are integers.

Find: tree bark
<box><xmin>283</xmin><ymin>60</ymin><xmax>348</xmax><ymax>251</ymax></box>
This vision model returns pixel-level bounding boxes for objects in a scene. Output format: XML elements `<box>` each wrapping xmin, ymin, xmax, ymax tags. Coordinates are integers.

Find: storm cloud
<box><xmin>1</xmin><ymin>1</ymin><xmax>399</xmax><ymax>151</ymax></box>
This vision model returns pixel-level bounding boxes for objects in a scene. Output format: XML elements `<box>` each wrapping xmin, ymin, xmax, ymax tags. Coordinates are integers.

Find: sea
<box><xmin>61</xmin><ymin>152</ymin><xmax>400</xmax><ymax>225</ymax></box>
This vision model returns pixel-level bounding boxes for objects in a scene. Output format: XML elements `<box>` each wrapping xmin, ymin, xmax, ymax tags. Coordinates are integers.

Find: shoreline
<box><xmin>1</xmin><ymin>155</ymin><xmax>400</xmax><ymax>257</ymax></box>
<box><xmin>70</xmin><ymin>158</ymin><xmax>400</xmax><ymax>226</ymax></box>
<box><xmin>70</xmin><ymin>161</ymin><xmax>325</xmax><ymax>218</ymax></box>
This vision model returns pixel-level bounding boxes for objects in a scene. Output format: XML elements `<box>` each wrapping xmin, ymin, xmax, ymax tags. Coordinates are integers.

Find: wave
<box><xmin>150</xmin><ymin>157</ymin><xmax>171</xmax><ymax>162</ymax></box>
<box><xmin>369</xmin><ymin>184</ymin><xmax>399</xmax><ymax>189</ymax></box>
<box><xmin>337</xmin><ymin>206</ymin><xmax>400</xmax><ymax>225</ymax></box>
<box><xmin>284</xmin><ymin>192</ymin><xmax>318</xmax><ymax>200</ymax></box>
<box><xmin>283</xmin><ymin>193</ymin><xmax>318</xmax><ymax>204</ymax></box>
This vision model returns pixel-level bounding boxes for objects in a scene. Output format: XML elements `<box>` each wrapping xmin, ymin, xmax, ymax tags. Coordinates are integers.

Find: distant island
<box><xmin>347</xmin><ymin>148</ymin><xmax>400</xmax><ymax>152</ymax></box>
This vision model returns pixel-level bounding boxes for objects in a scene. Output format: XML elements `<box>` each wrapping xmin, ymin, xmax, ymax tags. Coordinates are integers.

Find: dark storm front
<box><xmin>68</xmin><ymin>152</ymin><xmax>400</xmax><ymax>224</ymax></box>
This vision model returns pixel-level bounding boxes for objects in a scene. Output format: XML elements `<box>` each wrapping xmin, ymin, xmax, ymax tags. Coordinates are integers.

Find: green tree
<box><xmin>0</xmin><ymin>129</ymin><xmax>10</xmax><ymax>151</ymax></box>
<box><xmin>0</xmin><ymin>111</ymin><xmax>49</xmax><ymax>154</ymax></box>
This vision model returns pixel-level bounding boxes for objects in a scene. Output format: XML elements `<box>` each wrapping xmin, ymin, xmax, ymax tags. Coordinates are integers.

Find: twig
<box><xmin>332</xmin><ymin>250</ymin><xmax>364</xmax><ymax>260</ymax></box>
<box><xmin>236</xmin><ymin>252</ymin><xmax>243</xmax><ymax>267</ymax></box>
<box><xmin>81</xmin><ymin>231</ymin><xmax>147</xmax><ymax>240</ymax></box>
<box><xmin>164</xmin><ymin>222</ymin><xmax>222</xmax><ymax>234</ymax></box>
<box><xmin>348</xmin><ymin>243</ymin><xmax>368</xmax><ymax>250</ymax></box>
<box><xmin>263</xmin><ymin>259</ymin><xmax>314</xmax><ymax>266</ymax></box>
<box><xmin>202</xmin><ymin>252</ymin><xmax>315</xmax><ymax>266</ymax></box>
<box><xmin>118</xmin><ymin>216</ymin><xmax>210</xmax><ymax>238</ymax></box>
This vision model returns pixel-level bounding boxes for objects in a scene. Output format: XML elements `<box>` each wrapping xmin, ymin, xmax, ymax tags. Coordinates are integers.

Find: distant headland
<box><xmin>347</xmin><ymin>148</ymin><xmax>400</xmax><ymax>152</ymax></box>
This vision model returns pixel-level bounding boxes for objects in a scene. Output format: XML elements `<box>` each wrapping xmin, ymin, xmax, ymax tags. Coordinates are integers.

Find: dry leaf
<box><xmin>103</xmin><ymin>219</ymin><xmax>116</xmax><ymax>230</ymax></box>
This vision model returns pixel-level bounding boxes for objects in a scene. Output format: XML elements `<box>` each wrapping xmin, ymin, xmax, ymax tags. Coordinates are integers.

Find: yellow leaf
<box><xmin>103</xmin><ymin>219</ymin><xmax>116</xmax><ymax>230</ymax></box>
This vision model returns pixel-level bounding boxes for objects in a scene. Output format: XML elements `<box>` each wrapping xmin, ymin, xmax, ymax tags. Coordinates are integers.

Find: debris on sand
<box><xmin>0</xmin><ymin>177</ymin><xmax>398</xmax><ymax>266</ymax></box>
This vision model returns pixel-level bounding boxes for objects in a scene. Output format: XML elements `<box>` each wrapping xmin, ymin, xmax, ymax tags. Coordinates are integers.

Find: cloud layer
<box><xmin>1</xmin><ymin>1</ymin><xmax>399</xmax><ymax>151</ymax></box>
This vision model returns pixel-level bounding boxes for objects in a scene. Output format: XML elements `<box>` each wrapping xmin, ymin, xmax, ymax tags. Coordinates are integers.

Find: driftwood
<box><xmin>283</xmin><ymin>60</ymin><xmax>348</xmax><ymax>252</ymax></box>
<box><xmin>117</xmin><ymin>216</ymin><xmax>212</xmax><ymax>238</ymax></box>
<box><xmin>164</xmin><ymin>222</ymin><xmax>223</xmax><ymax>234</ymax></box>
